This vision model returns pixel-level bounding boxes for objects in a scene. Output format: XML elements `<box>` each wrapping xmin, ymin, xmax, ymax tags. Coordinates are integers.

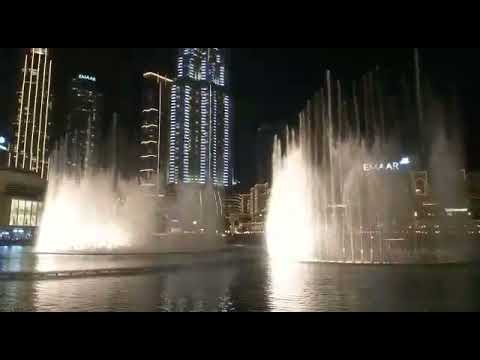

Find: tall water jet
<box><xmin>266</xmin><ymin>129</ymin><xmax>316</xmax><ymax>262</ymax></box>
<box><xmin>36</xmin><ymin>114</ymin><xmax>156</xmax><ymax>253</ymax></box>
<box><xmin>36</xmin><ymin>169</ymin><xmax>135</xmax><ymax>253</ymax></box>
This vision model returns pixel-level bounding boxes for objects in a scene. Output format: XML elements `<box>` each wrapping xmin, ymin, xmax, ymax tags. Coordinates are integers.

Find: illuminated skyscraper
<box><xmin>168</xmin><ymin>48</ymin><xmax>233</xmax><ymax>188</ymax></box>
<box><xmin>9</xmin><ymin>48</ymin><xmax>53</xmax><ymax>179</ymax></box>
<box><xmin>139</xmin><ymin>72</ymin><xmax>173</xmax><ymax>193</ymax></box>
<box><xmin>65</xmin><ymin>74</ymin><xmax>103</xmax><ymax>176</ymax></box>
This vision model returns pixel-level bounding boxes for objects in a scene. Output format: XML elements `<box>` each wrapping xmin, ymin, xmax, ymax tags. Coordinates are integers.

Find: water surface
<box><xmin>1</xmin><ymin>246</ymin><xmax>479</xmax><ymax>312</ymax></box>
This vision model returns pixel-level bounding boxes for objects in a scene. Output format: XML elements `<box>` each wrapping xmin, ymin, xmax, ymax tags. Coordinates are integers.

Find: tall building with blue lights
<box><xmin>168</xmin><ymin>48</ymin><xmax>233</xmax><ymax>188</ymax></box>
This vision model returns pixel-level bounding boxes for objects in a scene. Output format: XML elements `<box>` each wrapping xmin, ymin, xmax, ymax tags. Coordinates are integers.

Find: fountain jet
<box><xmin>267</xmin><ymin>59</ymin><xmax>467</xmax><ymax>264</ymax></box>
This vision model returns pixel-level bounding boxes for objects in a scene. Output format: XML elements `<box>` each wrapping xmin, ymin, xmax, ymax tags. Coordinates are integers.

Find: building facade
<box><xmin>139</xmin><ymin>73</ymin><xmax>172</xmax><ymax>193</ymax></box>
<box><xmin>250</xmin><ymin>183</ymin><xmax>269</xmax><ymax>219</ymax></box>
<box><xmin>240</xmin><ymin>193</ymin><xmax>251</xmax><ymax>215</ymax></box>
<box><xmin>0</xmin><ymin>169</ymin><xmax>46</xmax><ymax>244</ymax></box>
<box><xmin>224</xmin><ymin>192</ymin><xmax>242</xmax><ymax>218</ymax></box>
<box><xmin>226</xmin><ymin>185</ymin><xmax>270</xmax><ymax>236</ymax></box>
<box><xmin>9</xmin><ymin>48</ymin><xmax>53</xmax><ymax>179</ymax></box>
<box><xmin>65</xmin><ymin>74</ymin><xmax>103</xmax><ymax>177</ymax></box>
<box><xmin>168</xmin><ymin>48</ymin><xmax>233</xmax><ymax>188</ymax></box>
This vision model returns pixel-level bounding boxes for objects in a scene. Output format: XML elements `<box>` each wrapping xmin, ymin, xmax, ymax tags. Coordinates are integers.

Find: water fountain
<box><xmin>35</xmin><ymin>115</ymin><xmax>225</xmax><ymax>255</ymax></box>
<box><xmin>267</xmin><ymin>63</ymin><xmax>470</xmax><ymax>265</ymax></box>
<box><xmin>35</xmin><ymin>126</ymin><xmax>153</xmax><ymax>253</ymax></box>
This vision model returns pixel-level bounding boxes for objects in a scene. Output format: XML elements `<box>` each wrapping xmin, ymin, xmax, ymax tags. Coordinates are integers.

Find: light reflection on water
<box><xmin>0</xmin><ymin>246</ymin><xmax>33</xmax><ymax>273</ymax></box>
<box><xmin>29</xmin><ymin>266</ymin><xmax>238</xmax><ymax>312</ymax></box>
<box><xmin>1</xmin><ymin>246</ymin><xmax>480</xmax><ymax>312</ymax></box>
<box><xmin>267</xmin><ymin>261</ymin><xmax>352</xmax><ymax>312</ymax></box>
<box><xmin>0</xmin><ymin>246</ymin><xmax>229</xmax><ymax>273</ymax></box>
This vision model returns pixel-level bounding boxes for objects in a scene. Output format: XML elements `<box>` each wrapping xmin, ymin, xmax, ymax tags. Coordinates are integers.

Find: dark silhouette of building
<box><xmin>65</xmin><ymin>74</ymin><xmax>103</xmax><ymax>176</ymax></box>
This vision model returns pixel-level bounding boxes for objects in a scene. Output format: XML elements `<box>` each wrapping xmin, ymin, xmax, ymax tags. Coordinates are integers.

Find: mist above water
<box><xmin>36</xmin><ymin>151</ymin><xmax>155</xmax><ymax>253</ymax></box>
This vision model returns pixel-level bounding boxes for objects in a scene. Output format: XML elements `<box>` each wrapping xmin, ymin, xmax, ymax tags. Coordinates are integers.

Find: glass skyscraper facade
<box><xmin>65</xmin><ymin>74</ymin><xmax>103</xmax><ymax>176</ymax></box>
<box><xmin>9</xmin><ymin>48</ymin><xmax>53</xmax><ymax>179</ymax></box>
<box><xmin>168</xmin><ymin>48</ymin><xmax>233</xmax><ymax>188</ymax></box>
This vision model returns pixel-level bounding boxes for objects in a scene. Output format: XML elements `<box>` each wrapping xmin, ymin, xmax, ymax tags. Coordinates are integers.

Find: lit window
<box><xmin>9</xmin><ymin>199</ymin><xmax>43</xmax><ymax>227</ymax></box>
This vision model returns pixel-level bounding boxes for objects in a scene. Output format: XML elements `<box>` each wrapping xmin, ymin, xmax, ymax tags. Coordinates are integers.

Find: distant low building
<box><xmin>226</xmin><ymin>183</ymin><xmax>270</xmax><ymax>235</ymax></box>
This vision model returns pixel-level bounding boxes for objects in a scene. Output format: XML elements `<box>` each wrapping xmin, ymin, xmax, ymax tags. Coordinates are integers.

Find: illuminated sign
<box><xmin>363</xmin><ymin>157</ymin><xmax>412</xmax><ymax>173</ymax></box>
<box><xmin>78</xmin><ymin>74</ymin><xmax>96</xmax><ymax>82</ymax></box>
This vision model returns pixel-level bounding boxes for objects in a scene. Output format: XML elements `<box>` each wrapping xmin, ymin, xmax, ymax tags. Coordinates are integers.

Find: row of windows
<box><xmin>9</xmin><ymin>199</ymin><xmax>43</xmax><ymax>227</ymax></box>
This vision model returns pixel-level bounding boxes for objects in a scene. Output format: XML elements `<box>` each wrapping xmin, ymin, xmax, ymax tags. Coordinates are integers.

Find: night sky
<box><xmin>1</xmin><ymin>48</ymin><xmax>479</xmax><ymax>187</ymax></box>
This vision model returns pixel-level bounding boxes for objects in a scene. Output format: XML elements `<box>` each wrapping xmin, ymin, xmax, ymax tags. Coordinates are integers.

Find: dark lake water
<box><xmin>1</xmin><ymin>246</ymin><xmax>480</xmax><ymax>312</ymax></box>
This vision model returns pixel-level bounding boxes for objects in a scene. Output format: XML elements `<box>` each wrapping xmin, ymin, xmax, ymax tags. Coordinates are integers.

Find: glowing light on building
<box><xmin>78</xmin><ymin>74</ymin><xmax>96</xmax><ymax>82</ymax></box>
<box><xmin>362</xmin><ymin>156</ymin><xmax>414</xmax><ymax>173</ymax></box>
<box><xmin>400</xmin><ymin>157</ymin><xmax>411</xmax><ymax>165</ymax></box>
<box><xmin>0</xmin><ymin>136</ymin><xmax>7</xmax><ymax>151</ymax></box>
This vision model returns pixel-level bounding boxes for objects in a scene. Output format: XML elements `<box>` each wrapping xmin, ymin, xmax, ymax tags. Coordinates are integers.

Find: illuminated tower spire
<box><xmin>9</xmin><ymin>48</ymin><xmax>53</xmax><ymax>179</ymax></box>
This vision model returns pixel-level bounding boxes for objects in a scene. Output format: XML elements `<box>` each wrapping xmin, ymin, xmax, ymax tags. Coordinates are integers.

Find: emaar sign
<box><xmin>78</xmin><ymin>74</ymin><xmax>96</xmax><ymax>82</ymax></box>
<box><xmin>363</xmin><ymin>157</ymin><xmax>412</xmax><ymax>173</ymax></box>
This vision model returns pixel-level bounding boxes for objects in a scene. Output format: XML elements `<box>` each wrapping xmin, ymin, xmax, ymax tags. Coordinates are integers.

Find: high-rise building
<box><xmin>65</xmin><ymin>74</ymin><xmax>103</xmax><ymax>176</ymax></box>
<box><xmin>250</xmin><ymin>183</ymin><xmax>269</xmax><ymax>218</ymax></box>
<box><xmin>168</xmin><ymin>48</ymin><xmax>233</xmax><ymax>188</ymax></box>
<box><xmin>139</xmin><ymin>73</ymin><xmax>173</xmax><ymax>193</ymax></box>
<box><xmin>9</xmin><ymin>48</ymin><xmax>53</xmax><ymax>179</ymax></box>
